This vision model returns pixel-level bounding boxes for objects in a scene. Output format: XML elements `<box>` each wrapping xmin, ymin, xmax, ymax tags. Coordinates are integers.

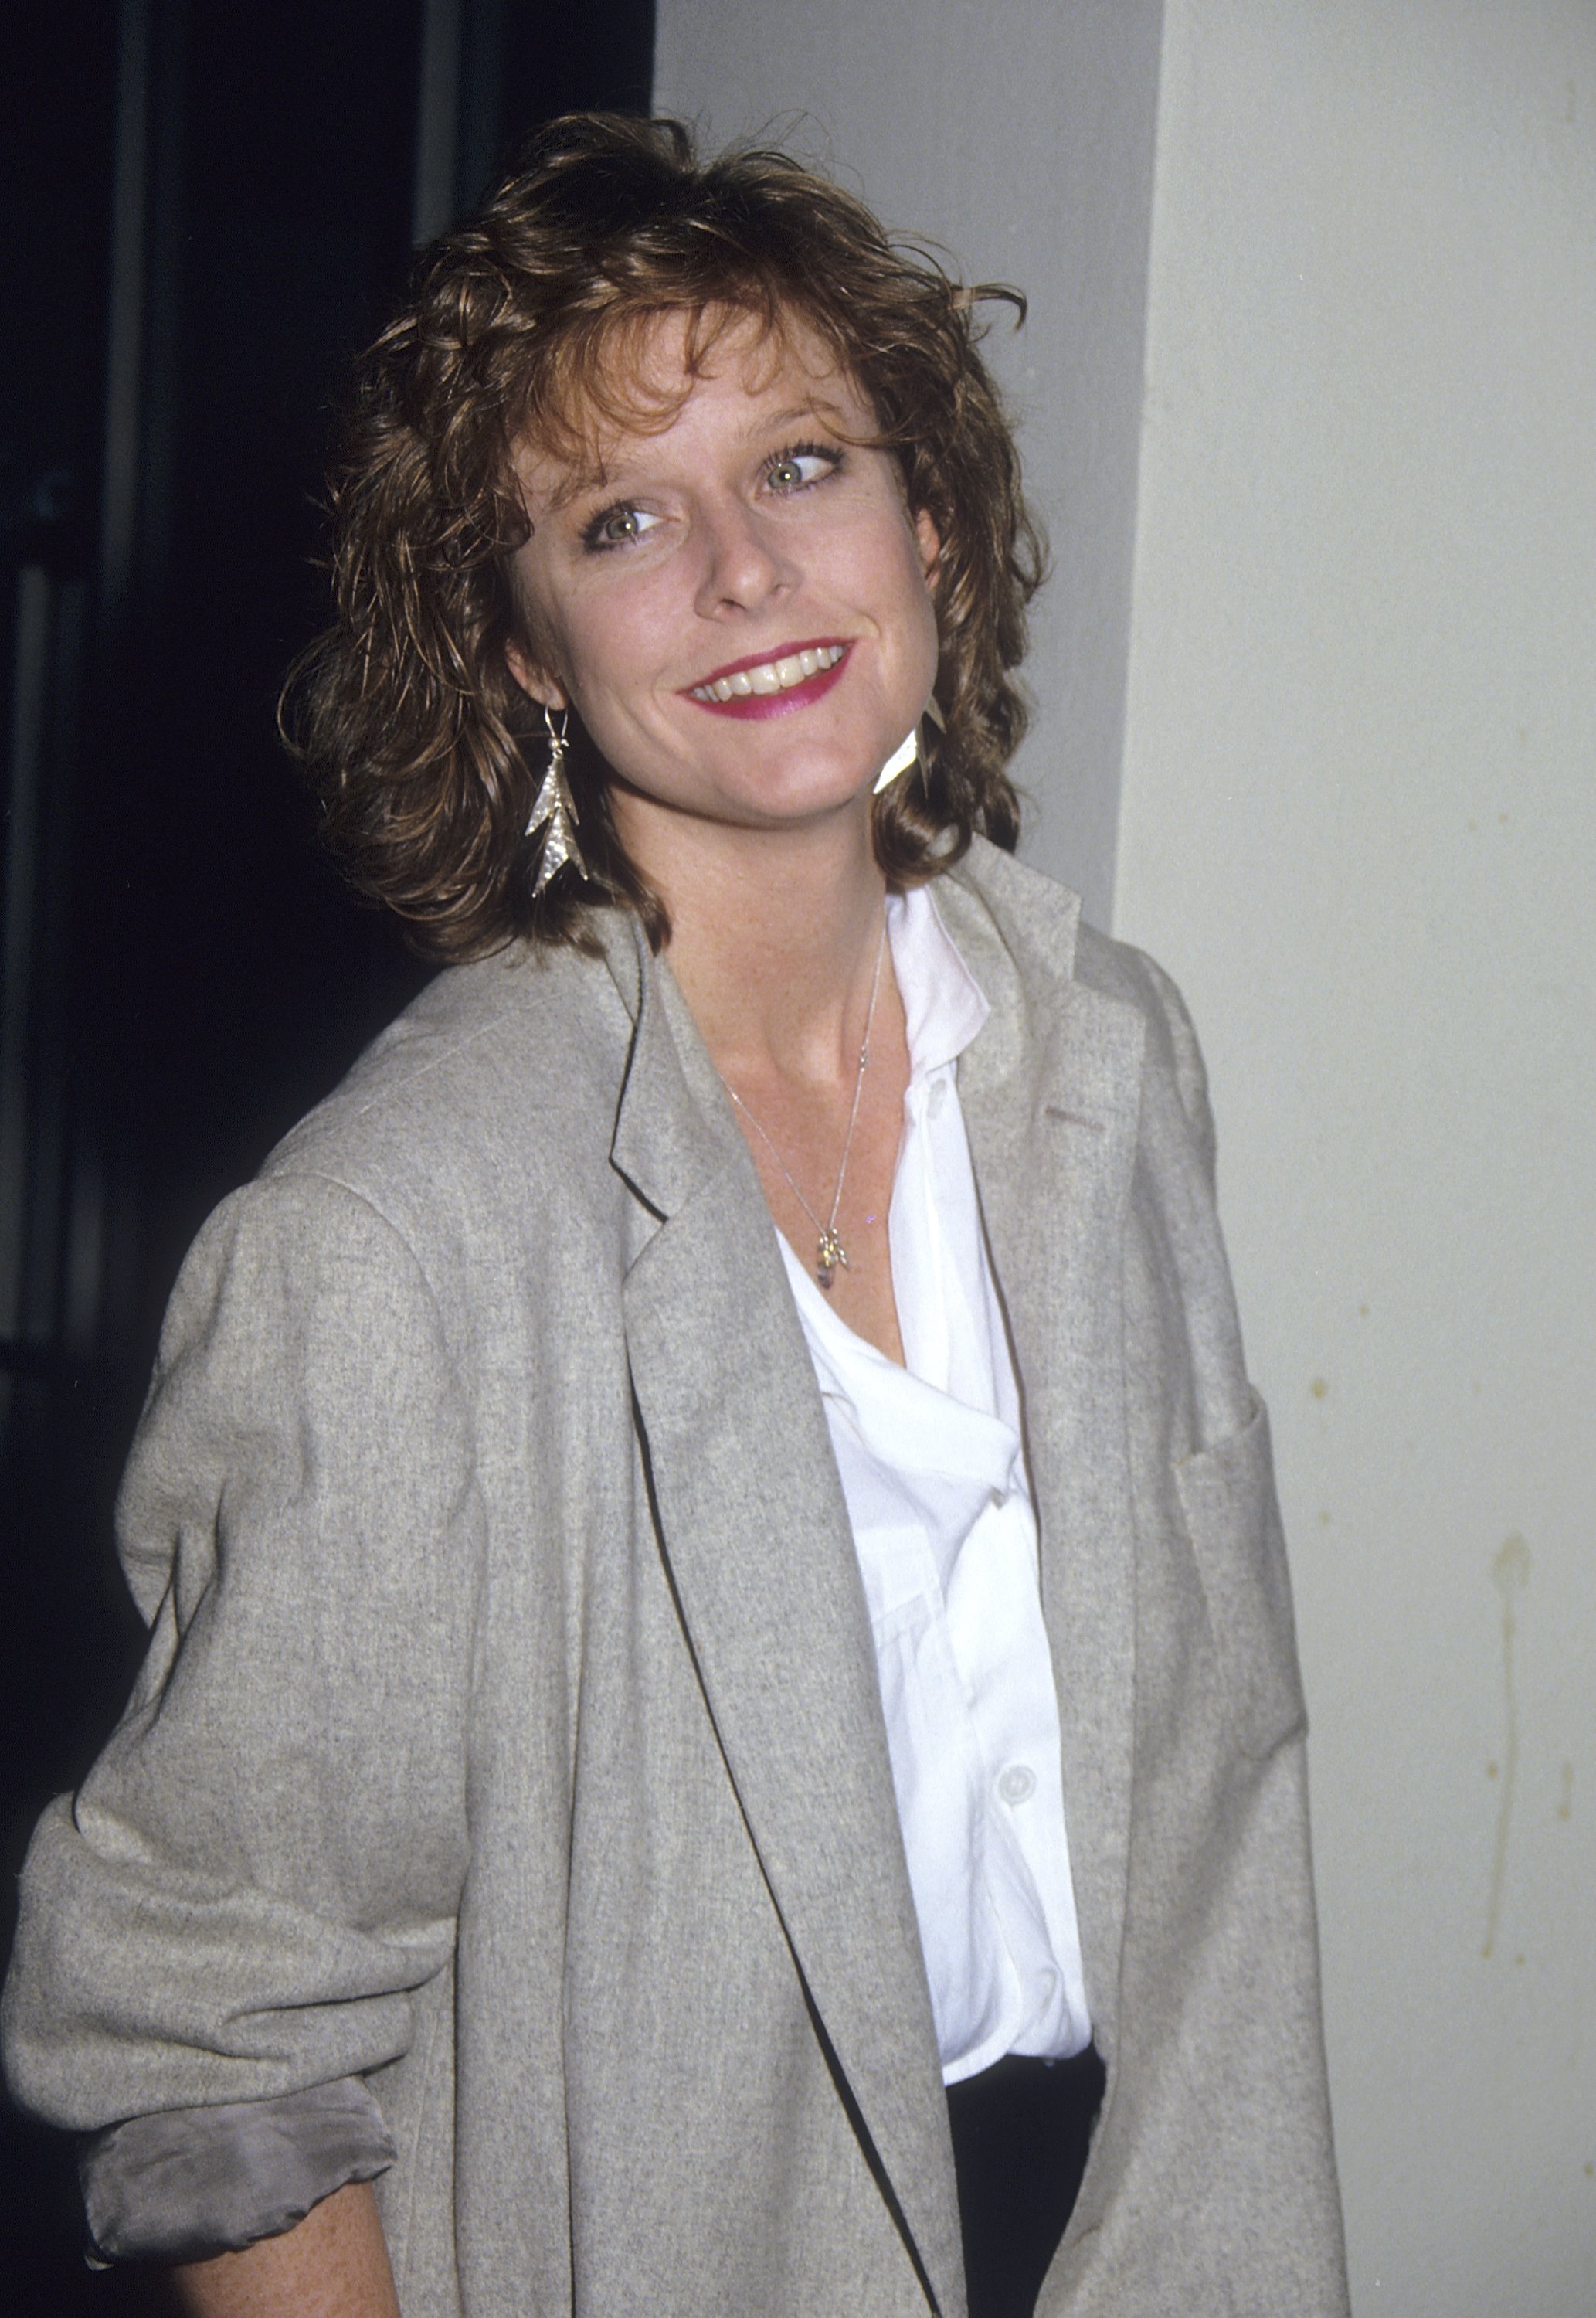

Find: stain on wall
<box><xmin>1482</xmin><ymin>1532</ymin><xmax>1531</xmax><ymax>1960</ymax></box>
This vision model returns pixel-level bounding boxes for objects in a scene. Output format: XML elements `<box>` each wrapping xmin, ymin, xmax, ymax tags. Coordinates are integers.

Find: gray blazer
<box><xmin>2</xmin><ymin>842</ymin><xmax>1348</xmax><ymax>2316</ymax></box>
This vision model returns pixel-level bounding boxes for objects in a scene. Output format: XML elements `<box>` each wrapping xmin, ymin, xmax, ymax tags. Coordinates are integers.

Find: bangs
<box><xmin>511</xmin><ymin>291</ymin><xmax>869</xmax><ymax>491</ymax></box>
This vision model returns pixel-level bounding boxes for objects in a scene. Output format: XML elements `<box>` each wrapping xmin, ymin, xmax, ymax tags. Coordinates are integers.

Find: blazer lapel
<box><xmin>939</xmin><ymin>862</ymin><xmax>1145</xmax><ymax>2072</ymax></box>
<box><xmin>612</xmin><ymin>930</ymin><xmax>964</xmax><ymax>2315</ymax></box>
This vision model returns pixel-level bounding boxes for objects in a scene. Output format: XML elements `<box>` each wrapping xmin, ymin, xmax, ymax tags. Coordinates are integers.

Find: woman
<box><xmin>2</xmin><ymin>117</ymin><xmax>1346</xmax><ymax>2317</ymax></box>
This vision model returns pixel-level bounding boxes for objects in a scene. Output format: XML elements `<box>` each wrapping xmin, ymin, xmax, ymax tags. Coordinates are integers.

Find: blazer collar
<box><xmin>599</xmin><ymin>911</ymin><xmax>732</xmax><ymax>1219</ymax></box>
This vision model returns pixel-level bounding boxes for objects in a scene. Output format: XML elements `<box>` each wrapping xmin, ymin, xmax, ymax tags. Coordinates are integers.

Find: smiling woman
<box><xmin>283</xmin><ymin>122</ymin><xmax>1034</xmax><ymax>958</ymax></box>
<box><xmin>506</xmin><ymin>316</ymin><xmax>942</xmax><ymax>891</ymax></box>
<box><xmin>1</xmin><ymin>116</ymin><xmax>1347</xmax><ymax>2318</ymax></box>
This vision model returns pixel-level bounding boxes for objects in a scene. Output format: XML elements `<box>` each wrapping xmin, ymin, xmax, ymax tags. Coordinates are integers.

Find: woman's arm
<box><xmin>171</xmin><ymin>2183</ymin><xmax>399</xmax><ymax>2318</ymax></box>
<box><xmin>3</xmin><ymin>1177</ymin><xmax>479</xmax><ymax>2269</ymax></box>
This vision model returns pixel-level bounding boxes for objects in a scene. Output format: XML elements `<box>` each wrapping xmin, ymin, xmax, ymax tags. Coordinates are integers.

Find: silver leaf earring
<box><xmin>872</xmin><ymin>692</ymin><xmax>946</xmax><ymax>794</ymax></box>
<box><xmin>525</xmin><ymin>705</ymin><xmax>586</xmax><ymax>895</ymax></box>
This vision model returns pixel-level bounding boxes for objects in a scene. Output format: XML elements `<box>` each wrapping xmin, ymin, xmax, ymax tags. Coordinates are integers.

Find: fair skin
<box><xmin>170</xmin><ymin>2181</ymin><xmax>399</xmax><ymax>2315</ymax></box>
<box><xmin>171</xmin><ymin>307</ymin><xmax>939</xmax><ymax>2310</ymax></box>
<box><xmin>508</xmin><ymin>309</ymin><xmax>941</xmax><ymax>1359</ymax></box>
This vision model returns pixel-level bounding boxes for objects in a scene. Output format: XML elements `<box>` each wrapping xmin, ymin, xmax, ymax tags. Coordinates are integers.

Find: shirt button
<box><xmin>997</xmin><ymin>1764</ymin><xmax>1036</xmax><ymax>1806</ymax></box>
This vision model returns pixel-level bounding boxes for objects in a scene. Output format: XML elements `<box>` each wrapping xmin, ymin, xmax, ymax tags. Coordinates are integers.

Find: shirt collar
<box><xmin>885</xmin><ymin>882</ymin><xmax>990</xmax><ymax>1082</ymax></box>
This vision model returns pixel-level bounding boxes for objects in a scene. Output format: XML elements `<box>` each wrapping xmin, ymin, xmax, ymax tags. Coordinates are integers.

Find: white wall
<box><xmin>657</xmin><ymin>3</ymin><xmax>1596</xmax><ymax>2309</ymax></box>
<box><xmin>654</xmin><ymin>0</ymin><xmax>1164</xmax><ymax>928</ymax></box>
<box><xmin>1113</xmin><ymin>5</ymin><xmax>1596</xmax><ymax>2311</ymax></box>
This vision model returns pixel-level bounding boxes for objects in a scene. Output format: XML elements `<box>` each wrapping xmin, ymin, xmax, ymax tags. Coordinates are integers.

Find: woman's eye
<box><xmin>766</xmin><ymin>447</ymin><xmax>838</xmax><ymax>494</ymax></box>
<box><xmin>586</xmin><ymin>504</ymin><xmax>660</xmax><ymax>551</ymax></box>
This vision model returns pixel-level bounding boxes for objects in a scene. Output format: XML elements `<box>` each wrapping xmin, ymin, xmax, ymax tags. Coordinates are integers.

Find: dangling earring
<box><xmin>525</xmin><ymin>705</ymin><xmax>586</xmax><ymax>894</ymax></box>
<box><xmin>872</xmin><ymin>692</ymin><xmax>946</xmax><ymax>794</ymax></box>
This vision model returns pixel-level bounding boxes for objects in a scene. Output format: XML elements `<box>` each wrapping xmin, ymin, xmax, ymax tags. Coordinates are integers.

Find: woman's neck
<box><xmin>627</xmin><ymin>790</ymin><xmax>913</xmax><ymax>1366</ymax></box>
<box><xmin>633</xmin><ymin>804</ymin><xmax>890</xmax><ymax>1087</ymax></box>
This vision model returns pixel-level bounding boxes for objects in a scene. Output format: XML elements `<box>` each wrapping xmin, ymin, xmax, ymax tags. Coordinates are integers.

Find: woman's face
<box><xmin>506</xmin><ymin>311</ymin><xmax>940</xmax><ymax>853</ymax></box>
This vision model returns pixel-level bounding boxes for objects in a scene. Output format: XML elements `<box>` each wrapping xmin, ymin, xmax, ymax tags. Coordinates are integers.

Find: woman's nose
<box><xmin>693</xmin><ymin>501</ymin><xmax>796</xmax><ymax>617</ymax></box>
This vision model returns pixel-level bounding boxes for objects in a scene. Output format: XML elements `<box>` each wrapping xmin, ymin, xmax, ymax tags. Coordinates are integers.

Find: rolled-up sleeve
<box><xmin>80</xmin><ymin>2077</ymin><xmax>397</xmax><ymax>2264</ymax></box>
<box><xmin>1</xmin><ymin>1171</ymin><xmax>485</xmax><ymax>2259</ymax></box>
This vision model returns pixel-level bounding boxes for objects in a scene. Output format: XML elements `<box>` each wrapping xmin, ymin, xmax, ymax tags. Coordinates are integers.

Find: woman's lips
<box><xmin>681</xmin><ymin>640</ymin><xmax>851</xmax><ymax>721</ymax></box>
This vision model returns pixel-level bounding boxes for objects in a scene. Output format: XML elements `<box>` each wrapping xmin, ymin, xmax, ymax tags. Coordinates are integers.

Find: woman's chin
<box><xmin>611</xmin><ymin>755</ymin><xmax>885</xmax><ymax>845</ymax></box>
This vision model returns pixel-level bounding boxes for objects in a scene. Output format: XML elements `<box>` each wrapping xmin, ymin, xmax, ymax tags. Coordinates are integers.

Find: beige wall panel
<box><xmin>1114</xmin><ymin>5</ymin><xmax>1596</xmax><ymax>2311</ymax></box>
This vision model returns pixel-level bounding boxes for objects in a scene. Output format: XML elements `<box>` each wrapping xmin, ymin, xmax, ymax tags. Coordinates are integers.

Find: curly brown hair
<box><xmin>284</xmin><ymin>114</ymin><xmax>1045</xmax><ymax>957</ymax></box>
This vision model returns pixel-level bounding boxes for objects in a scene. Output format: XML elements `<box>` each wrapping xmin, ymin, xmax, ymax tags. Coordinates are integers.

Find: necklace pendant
<box><xmin>816</xmin><ymin>1228</ymin><xmax>848</xmax><ymax>1291</ymax></box>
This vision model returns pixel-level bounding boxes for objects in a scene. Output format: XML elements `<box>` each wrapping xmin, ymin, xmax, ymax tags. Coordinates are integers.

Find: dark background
<box><xmin>1</xmin><ymin>2</ymin><xmax>654</xmax><ymax>2303</ymax></box>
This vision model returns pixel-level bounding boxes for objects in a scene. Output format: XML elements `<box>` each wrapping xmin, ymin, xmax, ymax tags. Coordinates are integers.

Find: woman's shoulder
<box><xmin>943</xmin><ymin>838</ymin><xmax>1196</xmax><ymax>1038</ymax></box>
<box><xmin>257</xmin><ymin>926</ymin><xmax>640</xmax><ymax>1229</ymax></box>
<box><xmin>942</xmin><ymin>840</ymin><xmax>1214</xmax><ymax>1161</ymax></box>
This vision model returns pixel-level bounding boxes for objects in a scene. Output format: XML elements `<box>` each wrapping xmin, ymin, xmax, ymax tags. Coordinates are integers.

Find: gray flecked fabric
<box><xmin>81</xmin><ymin>2075</ymin><xmax>395</xmax><ymax>2263</ymax></box>
<box><xmin>2</xmin><ymin>843</ymin><xmax>1348</xmax><ymax>2316</ymax></box>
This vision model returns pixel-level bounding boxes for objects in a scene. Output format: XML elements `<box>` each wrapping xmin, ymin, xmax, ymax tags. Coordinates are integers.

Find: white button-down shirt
<box><xmin>779</xmin><ymin>885</ymin><xmax>1091</xmax><ymax>2086</ymax></box>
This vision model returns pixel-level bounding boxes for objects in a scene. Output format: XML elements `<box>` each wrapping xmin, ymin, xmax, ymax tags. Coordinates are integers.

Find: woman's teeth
<box><xmin>692</xmin><ymin>644</ymin><xmax>845</xmax><ymax>702</ymax></box>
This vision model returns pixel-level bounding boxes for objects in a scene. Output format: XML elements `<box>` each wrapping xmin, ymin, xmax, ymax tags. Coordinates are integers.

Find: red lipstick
<box><xmin>681</xmin><ymin>639</ymin><xmax>851</xmax><ymax>721</ymax></box>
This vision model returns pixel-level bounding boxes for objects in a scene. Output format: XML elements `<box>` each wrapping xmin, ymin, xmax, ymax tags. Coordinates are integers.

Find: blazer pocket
<box><xmin>1174</xmin><ymin>1391</ymin><xmax>1307</xmax><ymax>1759</ymax></box>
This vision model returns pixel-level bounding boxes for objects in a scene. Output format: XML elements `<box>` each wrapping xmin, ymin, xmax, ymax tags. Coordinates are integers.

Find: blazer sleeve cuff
<box><xmin>80</xmin><ymin>2075</ymin><xmax>397</xmax><ymax>2267</ymax></box>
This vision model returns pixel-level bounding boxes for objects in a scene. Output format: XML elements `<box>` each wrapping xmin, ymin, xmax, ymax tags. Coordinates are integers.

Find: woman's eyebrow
<box><xmin>749</xmin><ymin>399</ymin><xmax>853</xmax><ymax>437</ymax></box>
<box><xmin>756</xmin><ymin>402</ymin><xmax>827</xmax><ymax>430</ymax></box>
<box><xmin>535</xmin><ymin>396</ymin><xmax>854</xmax><ymax>518</ymax></box>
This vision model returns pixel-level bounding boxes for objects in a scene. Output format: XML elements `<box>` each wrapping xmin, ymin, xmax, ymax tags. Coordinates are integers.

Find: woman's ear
<box><xmin>915</xmin><ymin>508</ymin><xmax>942</xmax><ymax>587</ymax></box>
<box><xmin>504</xmin><ymin>634</ymin><xmax>568</xmax><ymax>712</ymax></box>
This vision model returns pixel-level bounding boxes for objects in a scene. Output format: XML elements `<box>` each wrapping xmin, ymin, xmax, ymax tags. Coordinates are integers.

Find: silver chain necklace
<box><xmin>722</xmin><ymin>921</ymin><xmax>888</xmax><ymax>1292</ymax></box>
